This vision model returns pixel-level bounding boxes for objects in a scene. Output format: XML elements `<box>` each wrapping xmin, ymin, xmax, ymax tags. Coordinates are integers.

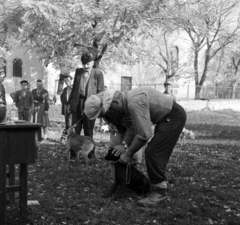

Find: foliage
<box><xmin>0</xmin><ymin>0</ymin><xmax>166</xmax><ymax>73</ymax></box>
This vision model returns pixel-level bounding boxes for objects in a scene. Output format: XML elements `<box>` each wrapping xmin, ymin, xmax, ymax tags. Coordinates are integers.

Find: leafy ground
<box><xmin>6</xmin><ymin>106</ymin><xmax>240</xmax><ymax>225</ymax></box>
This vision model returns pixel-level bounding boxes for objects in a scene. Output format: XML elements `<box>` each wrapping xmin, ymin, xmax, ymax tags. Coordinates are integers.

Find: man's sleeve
<box><xmin>97</xmin><ymin>70</ymin><xmax>104</xmax><ymax>93</ymax></box>
<box><xmin>30</xmin><ymin>92</ymin><xmax>34</xmax><ymax>107</ymax></box>
<box><xmin>123</xmin><ymin>126</ymin><xmax>136</xmax><ymax>146</ymax></box>
<box><xmin>68</xmin><ymin>69</ymin><xmax>78</xmax><ymax>104</ymax></box>
<box><xmin>14</xmin><ymin>91</ymin><xmax>18</xmax><ymax>103</ymax></box>
<box><xmin>2</xmin><ymin>85</ymin><xmax>6</xmax><ymax>104</ymax></box>
<box><xmin>44</xmin><ymin>90</ymin><xmax>49</xmax><ymax>111</ymax></box>
<box><xmin>60</xmin><ymin>88</ymin><xmax>64</xmax><ymax>104</ymax></box>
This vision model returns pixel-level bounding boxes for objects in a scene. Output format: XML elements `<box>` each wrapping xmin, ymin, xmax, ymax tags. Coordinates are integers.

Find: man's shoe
<box><xmin>137</xmin><ymin>188</ymin><xmax>167</xmax><ymax>207</ymax></box>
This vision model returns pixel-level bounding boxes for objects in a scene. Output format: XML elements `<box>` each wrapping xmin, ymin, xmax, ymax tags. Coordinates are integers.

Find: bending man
<box><xmin>84</xmin><ymin>87</ymin><xmax>186</xmax><ymax>207</ymax></box>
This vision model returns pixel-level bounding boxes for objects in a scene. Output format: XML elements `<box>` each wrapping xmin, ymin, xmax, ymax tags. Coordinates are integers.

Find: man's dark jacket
<box><xmin>68</xmin><ymin>68</ymin><xmax>104</xmax><ymax>112</ymax></box>
<box><xmin>14</xmin><ymin>90</ymin><xmax>34</xmax><ymax>112</ymax></box>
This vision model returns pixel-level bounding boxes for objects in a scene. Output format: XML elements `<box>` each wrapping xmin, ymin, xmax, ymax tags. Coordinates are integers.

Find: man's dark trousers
<box><xmin>145</xmin><ymin>101</ymin><xmax>186</xmax><ymax>184</ymax></box>
<box><xmin>18</xmin><ymin>109</ymin><xmax>31</xmax><ymax>122</ymax></box>
<box><xmin>64</xmin><ymin>110</ymin><xmax>72</xmax><ymax>130</ymax></box>
<box><xmin>71</xmin><ymin>99</ymin><xmax>95</xmax><ymax>138</ymax></box>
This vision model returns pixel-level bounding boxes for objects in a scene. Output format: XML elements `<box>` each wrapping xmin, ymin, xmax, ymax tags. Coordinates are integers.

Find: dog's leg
<box><xmin>68</xmin><ymin>150</ymin><xmax>71</xmax><ymax>162</ymax></box>
<box><xmin>180</xmin><ymin>135</ymin><xmax>184</xmax><ymax>146</ymax></box>
<box><xmin>182</xmin><ymin>136</ymin><xmax>186</xmax><ymax>145</ymax></box>
<box><xmin>76</xmin><ymin>151</ymin><xmax>80</xmax><ymax>162</ymax></box>
<box><xmin>82</xmin><ymin>153</ymin><xmax>89</xmax><ymax>169</ymax></box>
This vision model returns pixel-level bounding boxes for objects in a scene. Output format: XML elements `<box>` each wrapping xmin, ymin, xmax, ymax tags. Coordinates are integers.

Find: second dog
<box><xmin>66</xmin><ymin>126</ymin><xmax>97</xmax><ymax>168</ymax></box>
<box><xmin>104</xmin><ymin>148</ymin><xmax>151</xmax><ymax>198</ymax></box>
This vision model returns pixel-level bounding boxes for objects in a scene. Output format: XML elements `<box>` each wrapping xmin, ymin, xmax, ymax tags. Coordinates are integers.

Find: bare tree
<box><xmin>169</xmin><ymin>0</ymin><xmax>240</xmax><ymax>98</ymax></box>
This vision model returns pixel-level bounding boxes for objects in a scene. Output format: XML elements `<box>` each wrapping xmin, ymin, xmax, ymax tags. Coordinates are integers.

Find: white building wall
<box><xmin>4</xmin><ymin>45</ymin><xmax>59</xmax><ymax>103</ymax></box>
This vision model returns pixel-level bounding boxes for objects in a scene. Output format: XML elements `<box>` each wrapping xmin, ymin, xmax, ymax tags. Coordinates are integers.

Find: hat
<box><xmin>66</xmin><ymin>75</ymin><xmax>73</xmax><ymax>79</ymax></box>
<box><xmin>84</xmin><ymin>95</ymin><xmax>102</xmax><ymax>120</ymax></box>
<box><xmin>20</xmin><ymin>80</ymin><xmax>29</xmax><ymax>85</ymax></box>
<box><xmin>81</xmin><ymin>53</ymin><xmax>94</xmax><ymax>65</ymax></box>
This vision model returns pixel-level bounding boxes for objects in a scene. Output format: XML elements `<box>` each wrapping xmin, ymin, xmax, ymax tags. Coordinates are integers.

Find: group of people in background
<box><xmin>0</xmin><ymin>75</ymin><xmax>49</xmax><ymax>140</ymax></box>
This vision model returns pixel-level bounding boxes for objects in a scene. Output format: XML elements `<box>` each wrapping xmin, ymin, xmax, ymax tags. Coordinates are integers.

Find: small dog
<box><xmin>104</xmin><ymin>148</ymin><xmax>151</xmax><ymax>198</ymax></box>
<box><xmin>178</xmin><ymin>127</ymin><xmax>195</xmax><ymax>145</ymax></box>
<box><xmin>66</xmin><ymin>126</ymin><xmax>97</xmax><ymax>168</ymax></box>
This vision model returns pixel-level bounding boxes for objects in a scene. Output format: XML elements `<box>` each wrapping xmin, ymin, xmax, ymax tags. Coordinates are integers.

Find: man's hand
<box><xmin>34</xmin><ymin>100</ymin><xmax>39</xmax><ymax>103</ymax></box>
<box><xmin>67</xmin><ymin>105</ymin><xmax>71</xmax><ymax>114</ymax></box>
<box><xmin>120</xmin><ymin>152</ymin><xmax>132</xmax><ymax>164</ymax></box>
<box><xmin>42</xmin><ymin>93</ymin><xmax>48</xmax><ymax>98</ymax></box>
<box><xmin>112</xmin><ymin>145</ymin><xmax>126</xmax><ymax>156</ymax></box>
<box><xmin>44</xmin><ymin>110</ymin><xmax>48</xmax><ymax>115</ymax></box>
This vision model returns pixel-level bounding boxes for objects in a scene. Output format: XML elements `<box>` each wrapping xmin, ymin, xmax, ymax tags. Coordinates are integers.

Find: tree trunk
<box><xmin>215</xmin><ymin>83</ymin><xmax>218</xmax><ymax>99</ymax></box>
<box><xmin>232</xmin><ymin>82</ymin><xmax>237</xmax><ymax>99</ymax></box>
<box><xmin>195</xmin><ymin>85</ymin><xmax>201</xmax><ymax>99</ymax></box>
<box><xmin>93</xmin><ymin>43</ymin><xmax>107</xmax><ymax>68</ymax></box>
<box><xmin>193</xmin><ymin>50</ymin><xmax>200</xmax><ymax>99</ymax></box>
<box><xmin>195</xmin><ymin>51</ymin><xmax>210</xmax><ymax>99</ymax></box>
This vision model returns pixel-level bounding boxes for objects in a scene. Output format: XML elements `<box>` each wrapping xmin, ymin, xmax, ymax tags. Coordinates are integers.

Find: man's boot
<box><xmin>137</xmin><ymin>181</ymin><xmax>168</xmax><ymax>207</ymax></box>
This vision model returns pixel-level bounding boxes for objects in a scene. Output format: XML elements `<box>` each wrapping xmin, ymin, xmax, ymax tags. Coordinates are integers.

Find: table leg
<box><xmin>9</xmin><ymin>165</ymin><xmax>15</xmax><ymax>203</ymax></box>
<box><xmin>19</xmin><ymin>164</ymin><xmax>27</xmax><ymax>221</ymax></box>
<box><xmin>0</xmin><ymin>161</ymin><xmax>6</xmax><ymax>225</ymax></box>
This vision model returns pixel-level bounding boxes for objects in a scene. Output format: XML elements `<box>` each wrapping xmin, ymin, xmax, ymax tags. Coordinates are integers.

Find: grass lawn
<box><xmin>6</xmin><ymin>106</ymin><xmax>240</xmax><ymax>225</ymax></box>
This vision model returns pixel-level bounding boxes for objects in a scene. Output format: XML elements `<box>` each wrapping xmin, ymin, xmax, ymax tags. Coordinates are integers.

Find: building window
<box><xmin>13</xmin><ymin>58</ymin><xmax>22</xmax><ymax>77</ymax></box>
<box><xmin>0</xmin><ymin>58</ymin><xmax>6</xmax><ymax>77</ymax></box>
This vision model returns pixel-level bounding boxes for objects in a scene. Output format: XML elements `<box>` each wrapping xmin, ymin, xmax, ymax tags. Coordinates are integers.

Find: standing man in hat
<box><xmin>60</xmin><ymin>75</ymin><xmax>73</xmax><ymax>132</ymax></box>
<box><xmin>84</xmin><ymin>87</ymin><xmax>186</xmax><ymax>207</ymax></box>
<box><xmin>68</xmin><ymin>52</ymin><xmax>104</xmax><ymax>137</ymax></box>
<box><xmin>13</xmin><ymin>80</ymin><xmax>34</xmax><ymax>121</ymax></box>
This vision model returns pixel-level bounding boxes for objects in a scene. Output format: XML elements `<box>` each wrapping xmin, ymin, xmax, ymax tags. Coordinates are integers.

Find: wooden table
<box><xmin>0</xmin><ymin>123</ymin><xmax>41</xmax><ymax>225</ymax></box>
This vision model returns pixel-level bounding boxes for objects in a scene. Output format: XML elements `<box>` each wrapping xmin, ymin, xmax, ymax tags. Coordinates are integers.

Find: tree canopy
<box><xmin>1</xmin><ymin>0</ymin><xmax>240</xmax><ymax>99</ymax></box>
<box><xmin>0</xmin><ymin>0</ymin><xmax>164</xmax><ymax>73</ymax></box>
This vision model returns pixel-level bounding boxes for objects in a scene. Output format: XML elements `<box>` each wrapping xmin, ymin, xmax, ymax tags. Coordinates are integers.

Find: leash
<box><xmin>72</xmin><ymin>112</ymin><xmax>85</xmax><ymax>128</ymax></box>
<box><xmin>125</xmin><ymin>162</ymin><xmax>131</xmax><ymax>184</ymax></box>
<box><xmin>60</xmin><ymin>112</ymin><xmax>85</xmax><ymax>142</ymax></box>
